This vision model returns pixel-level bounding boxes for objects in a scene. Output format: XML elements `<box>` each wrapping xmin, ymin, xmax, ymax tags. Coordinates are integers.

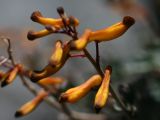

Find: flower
<box><xmin>59</xmin><ymin>74</ymin><xmax>102</xmax><ymax>103</ymax></box>
<box><xmin>94</xmin><ymin>66</ymin><xmax>112</xmax><ymax>112</ymax></box>
<box><xmin>15</xmin><ymin>90</ymin><xmax>48</xmax><ymax>117</ymax></box>
<box><xmin>1</xmin><ymin>64</ymin><xmax>21</xmax><ymax>87</ymax></box>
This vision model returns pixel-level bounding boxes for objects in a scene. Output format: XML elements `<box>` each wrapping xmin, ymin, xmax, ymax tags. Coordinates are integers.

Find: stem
<box><xmin>83</xmin><ymin>48</ymin><xmax>103</xmax><ymax>76</ymax></box>
<box><xmin>95</xmin><ymin>42</ymin><xmax>100</xmax><ymax>69</ymax></box>
<box><xmin>6</xmin><ymin>38</ymin><xmax>16</xmax><ymax>66</ymax></box>
<box><xmin>61</xmin><ymin>103</ymin><xmax>76</xmax><ymax>120</ymax></box>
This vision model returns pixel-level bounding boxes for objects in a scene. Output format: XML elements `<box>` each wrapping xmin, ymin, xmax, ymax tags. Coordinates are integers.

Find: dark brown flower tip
<box><xmin>106</xmin><ymin>65</ymin><xmax>112</xmax><ymax>74</ymax></box>
<box><xmin>15</xmin><ymin>111</ymin><xmax>22</xmax><ymax>118</ymax></box>
<box><xmin>123</xmin><ymin>16</ymin><xmax>135</xmax><ymax>27</ymax></box>
<box><xmin>1</xmin><ymin>80</ymin><xmax>8</xmax><ymax>87</ymax></box>
<box><xmin>59</xmin><ymin>93</ymin><xmax>67</xmax><ymax>103</ymax></box>
<box><xmin>27</xmin><ymin>31</ymin><xmax>36</xmax><ymax>41</ymax></box>
<box><xmin>94</xmin><ymin>105</ymin><xmax>101</xmax><ymax>113</ymax></box>
<box><xmin>57</xmin><ymin>6</ymin><xmax>64</xmax><ymax>15</ymax></box>
<box><xmin>30</xmin><ymin>11</ymin><xmax>42</xmax><ymax>22</ymax></box>
<box><xmin>29</xmin><ymin>71</ymin><xmax>42</xmax><ymax>83</ymax></box>
<box><xmin>45</xmin><ymin>25</ymin><xmax>56</xmax><ymax>32</ymax></box>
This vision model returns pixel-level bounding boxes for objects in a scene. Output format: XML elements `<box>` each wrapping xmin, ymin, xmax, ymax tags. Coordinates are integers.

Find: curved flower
<box><xmin>1</xmin><ymin>64</ymin><xmax>21</xmax><ymax>87</ymax></box>
<box><xmin>50</xmin><ymin>40</ymin><xmax>63</xmax><ymax>66</ymax></box>
<box><xmin>29</xmin><ymin>42</ymin><xmax>71</xmax><ymax>82</ymax></box>
<box><xmin>31</xmin><ymin>11</ymin><xmax>79</xmax><ymax>30</ymax></box>
<box><xmin>70</xmin><ymin>16</ymin><xmax>135</xmax><ymax>50</ymax></box>
<box><xmin>38</xmin><ymin>77</ymin><xmax>64</xmax><ymax>86</ymax></box>
<box><xmin>59</xmin><ymin>74</ymin><xmax>102</xmax><ymax>103</ymax></box>
<box><xmin>27</xmin><ymin>29</ymin><xmax>51</xmax><ymax>40</ymax></box>
<box><xmin>89</xmin><ymin>16</ymin><xmax>135</xmax><ymax>42</ymax></box>
<box><xmin>15</xmin><ymin>90</ymin><xmax>48</xmax><ymax>117</ymax></box>
<box><xmin>94</xmin><ymin>66</ymin><xmax>112</xmax><ymax>112</ymax></box>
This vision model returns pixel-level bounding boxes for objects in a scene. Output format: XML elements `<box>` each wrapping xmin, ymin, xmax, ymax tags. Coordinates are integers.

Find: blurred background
<box><xmin>0</xmin><ymin>0</ymin><xmax>160</xmax><ymax>120</ymax></box>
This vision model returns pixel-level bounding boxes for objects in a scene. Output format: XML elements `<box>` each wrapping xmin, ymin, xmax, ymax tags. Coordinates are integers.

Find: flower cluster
<box><xmin>26</xmin><ymin>6</ymin><xmax>134</xmax><ymax>113</ymax></box>
<box><xmin>0</xmin><ymin>6</ymin><xmax>135</xmax><ymax>118</ymax></box>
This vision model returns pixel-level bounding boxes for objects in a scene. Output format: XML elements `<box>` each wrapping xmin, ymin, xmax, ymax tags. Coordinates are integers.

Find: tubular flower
<box><xmin>29</xmin><ymin>42</ymin><xmax>71</xmax><ymax>82</ymax></box>
<box><xmin>50</xmin><ymin>40</ymin><xmax>63</xmax><ymax>66</ymax></box>
<box><xmin>94</xmin><ymin>66</ymin><xmax>112</xmax><ymax>112</ymax></box>
<box><xmin>70</xmin><ymin>16</ymin><xmax>135</xmax><ymax>51</ymax></box>
<box><xmin>59</xmin><ymin>74</ymin><xmax>102</xmax><ymax>103</ymax></box>
<box><xmin>27</xmin><ymin>29</ymin><xmax>51</xmax><ymax>40</ymax></box>
<box><xmin>15</xmin><ymin>90</ymin><xmax>48</xmax><ymax>118</ymax></box>
<box><xmin>1</xmin><ymin>64</ymin><xmax>21</xmax><ymax>87</ymax></box>
<box><xmin>38</xmin><ymin>77</ymin><xmax>64</xmax><ymax>86</ymax></box>
<box><xmin>30</xmin><ymin>11</ymin><xmax>79</xmax><ymax>30</ymax></box>
<box><xmin>71</xmin><ymin>29</ymin><xmax>92</xmax><ymax>50</ymax></box>
<box><xmin>89</xmin><ymin>16</ymin><xmax>135</xmax><ymax>42</ymax></box>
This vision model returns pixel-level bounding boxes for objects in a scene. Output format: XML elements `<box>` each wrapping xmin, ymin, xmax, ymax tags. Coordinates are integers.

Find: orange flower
<box><xmin>59</xmin><ymin>74</ymin><xmax>102</xmax><ymax>103</ymax></box>
<box><xmin>27</xmin><ymin>29</ymin><xmax>51</xmax><ymax>41</ymax></box>
<box><xmin>15</xmin><ymin>90</ymin><xmax>48</xmax><ymax>117</ymax></box>
<box><xmin>89</xmin><ymin>16</ymin><xmax>135</xmax><ymax>42</ymax></box>
<box><xmin>38</xmin><ymin>77</ymin><xmax>64</xmax><ymax>86</ymax></box>
<box><xmin>1</xmin><ymin>64</ymin><xmax>21</xmax><ymax>87</ymax></box>
<box><xmin>94</xmin><ymin>66</ymin><xmax>112</xmax><ymax>112</ymax></box>
<box><xmin>70</xmin><ymin>16</ymin><xmax>135</xmax><ymax>51</ymax></box>
<box><xmin>31</xmin><ymin>11</ymin><xmax>79</xmax><ymax>30</ymax></box>
<box><xmin>50</xmin><ymin>40</ymin><xmax>63</xmax><ymax>66</ymax></box>
<box><xmin>29</xmin><ymin>42</ymin><xmax>71</xmax><ymax>82</ymax></box>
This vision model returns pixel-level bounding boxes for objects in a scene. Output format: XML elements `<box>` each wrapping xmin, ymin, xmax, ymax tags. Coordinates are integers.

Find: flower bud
<box><xmin>30</xmin><ymin>11</ymin><xmax>79</xmax><ymax>30</ymax></box>
<box><xmin>1</xmin><ymin>64</ymin><xmax>21</xmax><ymax>87</ymax></box>
<box><xmin>50</xmin><ymin>40</ymin><xmax>63</xmax><ymax>66</ymax></box>
<box><xmin>94</xmin><ymin>66</ymin><xmax>112</xmax><ymax>113</ymax></box>
<box><xmin>89</xmin><ymin>16</ymin><xmax>135</xmax><ymax>42</ymax></box>
<box><xmin>38</xmin><ymin>77</ymin><xmax>63</xmax><ymax>86</ymax></box>
<box><xmin>29</xmin><ymin>42</ymin><xmax>71</xmax><ymax>82</ymax></box>
<box><xmin>57</xmin><ymin>6</ymin><xmax>65</xmax><ymax>15</ymax></box>
<box><xmin>59</xmin><ymin>74</ymin><xmax>102</xmax><ymax>103</ymax></box>
<box><xmin>27</xmin><ymin>29</ymin><xmax>51</xmax><ymax>40</ymax></box>
<box><xmin>15</xmin><ymin>90</ymin><xmax>48</xmax><ymax>117</ymax></box>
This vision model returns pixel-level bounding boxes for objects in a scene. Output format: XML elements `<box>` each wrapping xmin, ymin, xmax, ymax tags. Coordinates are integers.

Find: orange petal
<box><xmin>1</xmin><ymin>64</ymin><xmax>20</xmax><ymax>87</ymax></box>
<box><xmin>89</xmin><ymin>16</ymin><xmax>135</xmax><ymax>42</ymax></box>
<box><xmin>94</xmin><ymin>66</ymin><xmax>112</xmax><ymax>112</ymax></box>
<box><xmin>29</xmin><ymin>42</ymin><xmax>71</xmax><ymax>82</ymax></box>
<box><xmin>30</xmin><ymin>11</ymin><xmax>79</xmax><ymax>29</ymax></box>
<box><xmin>27</xmin><ymin>29</ymin><xmax>51</xmax><ymax>40</ymax></box>
<box><xmin>50</xmin><ymin>40</ymin><xmax>63</xmax><ymax>66</ymax></box>
<box><xmin>38</xmin><ymin>77</ymin><xmax>63</xmax><ymax>86</ymax></box>
<box><xmin>15</xmin><ymin>90</ymin><xmax>48</xmax><ymax>117</ymax></box>
<box><xmin>59</xmin><ymin>74</ymin><xmax>102</xmax><ymax>103</ymax></box>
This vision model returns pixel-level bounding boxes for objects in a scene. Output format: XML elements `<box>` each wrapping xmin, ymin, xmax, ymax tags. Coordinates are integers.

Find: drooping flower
<box><xmin>15</xmin><ymin>90</ymin><xmax>48</xmax><ymax>117</ymax></box>
<box><xmin>94</xmin><ymin>66</ymin><xmax>112</xmax><ymax>112</ymax></box>
<box><xmin>59</xmin><ymin>74</ymin><xmax>102</xmax><ymax>103</ymax></box>
<box><xmin>29</xmin><ymin>41</ymin><xmax>71</xmax><ymax>82</ymax></box>
<box><xmin>50</xmin><ymin>40</ymin><xmax>63</xmax><ymax>66</ymax></box>
<box><xmin>70</xmin><ymin>16</ymin><xmax>135</xmax><ymax>50</ymax></box>
<box><xmin>38</xmin><ymin>77</ymin><xmax>64</xmax><ymax>86</ymax></box>
<box><xmin>1</xmin><ymin>64</ymin><xmax>22</xmax><ymax>87</ymax></box>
